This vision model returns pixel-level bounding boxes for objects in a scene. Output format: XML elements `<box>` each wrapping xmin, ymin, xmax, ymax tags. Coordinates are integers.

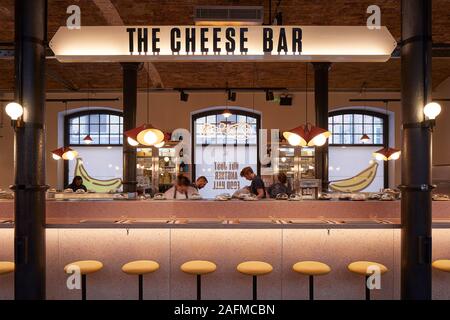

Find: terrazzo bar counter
<box><xmin>0</xmin><ymin>200</ymin><xmax>449</xmax><ymax>300</ymax></box>
<box><xmin>0</xmin><ymin>199</ymin><xmax>449</xmax><ymax>221</ymax></box>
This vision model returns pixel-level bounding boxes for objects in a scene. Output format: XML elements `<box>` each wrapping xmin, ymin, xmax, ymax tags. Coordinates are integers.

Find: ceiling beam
<box><xmin>91</xmin><ymin>0</ymin><xmax>164</xmax><ymax>88</ymax></box>
<box><xmin>46</xmin><ymin>67</ymin><xmax>79</xmax><ymax>92</ymax></box>
<box><xmin>391</xmin><ymin>43</ymin><xmax>450</xmax><ymax>58</ymax></box>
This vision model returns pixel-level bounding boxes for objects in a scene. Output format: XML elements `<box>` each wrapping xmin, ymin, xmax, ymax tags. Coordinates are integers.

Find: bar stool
<box><xmin>237</xmin><ymin>261</ymin><xmax>273</xmax><ymax>300</ymax></box>
<box><xmin>432</xmin><ymin>260</ymin><xmax>450</xmax><ymax>273</ymax></box>
<box><xmin>64</xmin><ymin>260</ymin><xmax>103</xmax><ymax>300</ymax></box>
<box><xmin>0</xmin><ymin>261</ymin><xmax>14</xmax><ymax>276</ymax></box>
<box><xmin>348</xmin><ymin>260</ymin><xmax>388</xmax><ymax>300</ymax></box>
<box><xmin>180</xmin><ymin>260</ymin><xmax>216</xmax><ymax>300</ymax></box>
<box><xmin>292</xmin><ymin>261</ymin><xmax>331</xmax><ymax>300</ymax></box>
<box><xmin>122</xmin><ymin>260</ymin><xmax>159</xmax><ymax>300</ymax></box>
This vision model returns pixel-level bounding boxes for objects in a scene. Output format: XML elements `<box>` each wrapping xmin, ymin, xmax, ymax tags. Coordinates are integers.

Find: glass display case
<box><xmin>262</xmin><ymin>143</ymin><xmax>316</xmax><ymax>193</ymax></box>
<box><xmin>136</xmin><ymin>141</ymin><xmax>184</xmax><ymax>194</ymax></box>
<box><xmin>136</xmin><ymin>148</ymin><xmax>157</xmax><ymax>193</ymax></box>
<box><xmin>158</xmin><ymin>144</ymin><xmax>179</xmax><ymax>193</ymax></box>
<box><xmin>299</xmin><ymin>147</ymin><xmax>315</xmax><ymax>179</ymax></box>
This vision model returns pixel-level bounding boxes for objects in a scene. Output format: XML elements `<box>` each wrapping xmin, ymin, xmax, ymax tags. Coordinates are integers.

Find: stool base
<box><xmin>197</xmin><ymin>275</ymin><xmax>202</xmax><ymax>300</ymax></box>
<box><xmin>253</xmin><ymin>276</ymin><xmax>257</xmax><ymax>300</ymax></box>
<box><xmin>139</xmin><ymin>274</ymin><xmax>143</xmax><ymax>300</ymax></box>
<box><xmin>81</xmin><ymin>274</ymin><xmax>86</xmax><ymax>300</ymax></box>
<box><xmin>365</xmin><ymin>275</ymin><xmax>370</xmax><ymax>301</ymax></box>
<box><xmin>309</xmin><ymin>275</ymin><xmax>314</xmax><ymax>300</ymax></box>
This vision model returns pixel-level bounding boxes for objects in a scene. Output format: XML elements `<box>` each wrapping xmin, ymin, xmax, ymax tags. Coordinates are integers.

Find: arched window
<box><xmin>191</xmin><ymin>108</ymin><xmax>261</xmax><ymax>198</ymax></box>
<box><xmin>328</xmin><ymin>109</ymin><xmax>388</xmax><ymax>191</ymax></box>
<box><xmin>65</xmin><ymin>110</ymin><xmax>124</xmax><ymax>146</ymax></box>
<box><xmin>64</xmin><ymin>109</ymin><xmax>123</xmax><ymax>188</ymax></box>
<box><xmin>193</xmin><ymin>110</ymin><xmax>259</xmax><ymax>146</ymax></box>
<box><xmin>328</xmin><ymin>110</ymin><xmax>387</xmax><ymax>146</ymax></box>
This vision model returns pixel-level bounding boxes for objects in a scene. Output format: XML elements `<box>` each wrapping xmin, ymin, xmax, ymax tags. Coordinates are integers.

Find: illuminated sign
<box><xmin>50</xmin><ymin>26</ymin><xmax>397</xmax><ymax>62</ymax></box>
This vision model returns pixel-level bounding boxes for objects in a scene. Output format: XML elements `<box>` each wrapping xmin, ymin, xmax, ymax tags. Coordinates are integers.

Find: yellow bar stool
<box><xmin>348</xmin><ymin>261</ymin><xmax>388</xmax><ymax>300</ymax></box>
<box><xmin>181</xmin><ymin>260</ymin><xmax>217</xmax><ymax>300</ymax></box>
<box><xmin>64</xmin><ymin>260</ymin><xmax>103</xmax><ymax>300</ymax></box>
<box><xmin>292</xmin><ymin>261</ymin><xmax>331</xmax><ymax>300</ymax></box>
<box><xmin>237</xmin><ymin>261</ymin><xmax>273</xmax><ymax>300</ymax></box>
<box><xmin>432</xmin><ymin>260</ymin><xmax>450</xmax><ymax>273</ymax></box>
<box><xmin>0</xmin><ymin>261</ymin><xmax>14</xmax><ymax>296</ymax></box>
<box><xmin>0</xmin><ymin>262</ymin><xmax>14</xmax><ymax>276</ymax></box>
<box><xmin>122</xmin><ymin>260</ymin><xmax>160</xmax><ymax>300</ymax></box>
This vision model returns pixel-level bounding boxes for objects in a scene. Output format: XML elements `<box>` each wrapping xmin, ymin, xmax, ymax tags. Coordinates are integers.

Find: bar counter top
<box><xmin>0</xmin><ymin>199</ymin><xmax>449</xmax><ymax>229</ymax></box>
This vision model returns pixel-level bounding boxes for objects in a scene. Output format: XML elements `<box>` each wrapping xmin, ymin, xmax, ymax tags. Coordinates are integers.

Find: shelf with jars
<box><xmin>136</xmin><ymin>140</ymin><xmax>188</xmax><ymax>194</ymax></box>
<box><xmin>261</xmin><ymin>140</ymin><xmax>316</xmax><ymax>194</ymax></box>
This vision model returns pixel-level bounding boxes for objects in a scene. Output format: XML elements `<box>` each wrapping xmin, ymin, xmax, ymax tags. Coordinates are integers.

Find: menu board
<box><xmin>194</xmin><ymin>145</ymin><xmax>257</xmax><ymax>198</ymax></box>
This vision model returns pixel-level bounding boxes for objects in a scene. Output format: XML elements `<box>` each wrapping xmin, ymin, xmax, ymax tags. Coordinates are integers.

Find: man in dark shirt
<box><xmin>240</xmin><ymin>166</ymin><xmax>266</xmax><ymax>199</ymax></box>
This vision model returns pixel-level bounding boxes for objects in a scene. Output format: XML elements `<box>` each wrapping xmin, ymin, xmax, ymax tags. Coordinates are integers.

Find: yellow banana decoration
<box><xmin>74</xmin><ymin>158</ymin><xmax>122</xmax><ymax>192</ymax></box>
<box><xmin>329</xmin><ymin>163</ymin><xmax>378</xmax><ymax>193</ymax></box>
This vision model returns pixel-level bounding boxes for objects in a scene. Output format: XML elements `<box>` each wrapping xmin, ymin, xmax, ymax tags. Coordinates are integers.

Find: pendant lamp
<box><xmin>360</xmin><ymin>133</ymin><xmax>370</xmax><ymax>143</ymax></box>
<box><xmin>83</xmin><ymin>84</ymin><xmax>94</xmax><ymax>144</ymax></box>
<box><xmin>52</xmin><ymin>102</ymin><xmax>78</xmax><ymax>160</ymax></box>
<box><xmin>52</xmin><ymin>147</ymin><xmax>78</xmax><ymax>161</ymax></box>
<box><xmin>124</xmin><ymin>62</ymin><xmax>164</xmax><ymax>147</ymax></box>
<box><xmin>373</xmin><ymin>147</ymin><xmax>401</xmax><ymax>161</ymax></box>
<box><xmin>283</xmin><ymin>65</ymin><xmax>330</xmax><ymax>147</ymax></box>
<box><xmin>83</xmin><ymin>135</ymin><xmax>93</xmax><ymax>144</ymax></box>
<box><xmin>373</xmin><ymin>101</ymin><xmax>401</xmax><ymax>161</ymax></box>
<box><xmin>283</xmin><ymin>123</ymin><xmax>331</xmax><ymax>147</ymax></box>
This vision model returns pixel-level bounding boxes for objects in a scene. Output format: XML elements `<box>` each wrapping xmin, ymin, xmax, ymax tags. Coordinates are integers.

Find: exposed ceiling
<box><xmin>0</xmin><ymin>0</ymin><xmax>449</xmax><ymax>92</ymax></box>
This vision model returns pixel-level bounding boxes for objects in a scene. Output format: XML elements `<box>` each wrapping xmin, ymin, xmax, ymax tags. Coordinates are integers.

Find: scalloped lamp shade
<box><xmin>283</xmin><ymin>124</ymin><xmax>331</xmax><ymax>147</ymax></box>
<box><xmin>52</xmin><ymin>147</ymin><xmax>78</xmax><ymax>161</ymax></box>
<box><xmin>373</xmin><ymin>147</ymin><xmax>401</xmax><ymax>161</ymax></box>
<box><xmin>124</xmin><ymin>124</ymin><xmax>164</xmax><ymax>147</ymax></box>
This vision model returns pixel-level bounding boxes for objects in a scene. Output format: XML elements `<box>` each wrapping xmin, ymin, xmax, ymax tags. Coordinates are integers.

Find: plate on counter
<box><xmin>129</xmin><ymin>219</ymin><xmax>172</xmax><ymax>224</ymax></box>
<box><xmin>283</xmin><ymin>219</ymin><xmax>330</xmax><ymax>224</ymax></box>
<box><xmin>227</xmin><ymin>219</ymin><xmax>276</xmax><ymax>224</ymax></box>
<box><xmin>335</xmin><ymin>220</ymin><xmax>384</xmax><ymax>225</ymax></box>
<box><xmin>79</xmin><ymin>219</ymin><xmax>123</xmax><ymax>224</ymax></box>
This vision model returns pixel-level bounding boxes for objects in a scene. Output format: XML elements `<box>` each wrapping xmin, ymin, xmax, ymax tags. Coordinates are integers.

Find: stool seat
<box><xmin>432</xmin><ymin>259</ymin><xmax>450</xmax><ymax>272</ymax></box>
<box><xmin>181</xmin><ymin>260</ymin><xmax>217</xmax><ymax>275</ymax></box>
<box><xmin>348</xmin><ymin>261</ymin><xmax>388</xmax><ymax>276</ymax></box>
<box><xmin>64</xmin><ymin>260</ymin><xmax>103</xmax><ymax>275</ymax></box>
<box><xmin>0</xmin><ymin>261</ymin><xmax>14</xmax><ymax>275</ymax></box>
<box><xmin>122</xmin><ymin>260</ymin><xmax>160</xmax><ymax>275</ymax></box>
<box><xmin>292</xmin><ymin>261</ymin><xmax>331</xmax><ymax>276</ymax></box>
<box><xmin>237</xmin><ymin>261</ymin><xmax>273</xmax><ymax>276</ymax></box>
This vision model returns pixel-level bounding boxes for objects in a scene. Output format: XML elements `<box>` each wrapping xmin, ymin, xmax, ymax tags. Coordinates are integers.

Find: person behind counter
<box><xmin>191</xmin><ymin>176</ymin><xmax>208</xmax><ymax>191</ymax></box>
<box><xmin>268</xmin><ymin>172</ymin><xmax>292</xmax><ymax>198</ymax></box>
<box><xmin>66</xmin><ymin>176</ymin><xmax>87</xmax><ymax>192</ymax></box>
<box><xmin>164</xmin><ymin>175</ymin><xmax>195</xmax><ymax>199</ymax></box>
<box><xmin>240</xmin><ymin>166</ymin><xmax>266</xmax><ymax>199</ymax></box>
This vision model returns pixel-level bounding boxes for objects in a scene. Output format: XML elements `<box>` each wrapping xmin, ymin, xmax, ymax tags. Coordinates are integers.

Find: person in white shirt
<box><xmin>164</xmin><ymin>175</ymin><xmax>195</xmax><ymax>199</ymax></box>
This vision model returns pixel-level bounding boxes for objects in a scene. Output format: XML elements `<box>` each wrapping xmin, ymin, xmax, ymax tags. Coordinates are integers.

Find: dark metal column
<box><xmin>13</xmin><ymin>0</ymin><xmax>48</xmax><ymax>299</ymax></box>
<box><xmin>121</xmin><ymin>63</ymin><xmax>141</xmax><ymax>193</ymax></box>
<box><xmin>400</xmin><ymin>0</ymin><xmax>432</xmax><ymax>300</ymax></box>
<box><xmin>312</xmin><ymin>62</ymin><xmax>331</xmax><ymax>191</ymax></box>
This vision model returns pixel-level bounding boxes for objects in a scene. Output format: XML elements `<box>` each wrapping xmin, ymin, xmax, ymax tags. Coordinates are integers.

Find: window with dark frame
<box><xmin>328</xmin><ymin>111</ymin><xmax>385</xmax><ymax>146</ymax></box>
<box><xmin>66</xmin><ymin>110</ymin><xmax>124</xmax><ymax>146</ymax></box>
